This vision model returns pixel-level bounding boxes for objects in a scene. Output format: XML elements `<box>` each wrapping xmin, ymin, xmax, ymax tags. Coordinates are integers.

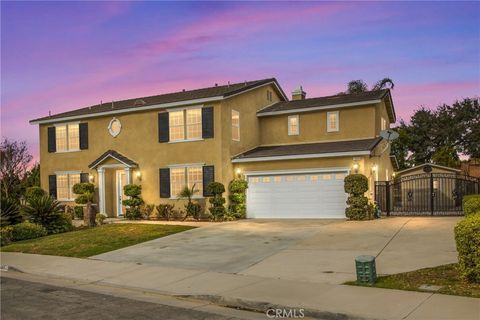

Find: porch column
<box><xmin>98</xmin><ymin>167</ymin><xmax>106</xmax><ymax>214</ymax></box>
<box><xmin>124</xmin><ymin>167</ymin><xmax>131</xmax><ymax>184</ymax></box>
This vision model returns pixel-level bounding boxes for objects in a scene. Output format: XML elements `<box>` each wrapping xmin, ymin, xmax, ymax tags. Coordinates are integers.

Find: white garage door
<box><xmin>246</xmin><ymin>170</ymin><xmax>348</xmax><ymax>219</ymax></box>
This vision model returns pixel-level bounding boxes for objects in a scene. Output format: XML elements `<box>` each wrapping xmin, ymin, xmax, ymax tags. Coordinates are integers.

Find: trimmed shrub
<box><xmin>463</xmin><ymin>195</ymin><xmax>480</xmax><ymax>217</ymax></box>
<box><xmin>141</xmin><ymin>204</ymin><xmax>155</xmax><ymax>219</ymax></box>
<box><xmin>73</xmin><ymin>182</ymin><xmax>95</xmax><ymax>227</ymax></box>
<box><xmin>155</xmin><ymin>204</ymin><xmax>175</xmax><ymax>220</ymax></box>
<box><xmin>11</xmin><ymin>222</ymin><xmax>47</xmax><ymax>241</ymax></box>
<box><xmin>74</xmin><ymin>206</ymin><xmax>84</xmax><ymax>219</ymax></box>
<box><xmin>454</xmin><ymin>214</ymin><xmax>480</xmax><ymax>283</ymax></box>
<box><xmin>0</xmin><ymin>197</ymin><xmax>22</xmax><ymax>226</ymax></box>
<box><xmin>178</xmin><ymin>185</ymin><xmax>203</xmax><ymax>220</ymax></box>
<box><xmin>123</xmin><ymin>184</ymin><xmax>144</xmax><ymax>220</ymax></box>
<box><xmin>0</xmin><ymin>226</ymin><xmax>13</xmax><ymax>246</ymax></box>
<box><xmin>344</xmin><ymin>174</ymin><xmax>372</xmax><ymax>220</ymax></box>
<box><xmin>96</xmin><ymin>213</ymin><xmax>106</xmax><ymax>225</ymax></box>
<box><xmin>25</xmin><ymin>187</ymin><xmax>46</xmax><ymax>200</ymax></box>
<box><xmin>22</xmin><ymin>195</ymin><xmax>73</xmax><ymax>234</ymax></box>
<box><xmin>228</xmin><ymin>179</ymin><xmax>248</xmax><ymax>219</ymax></box>
<box><xmin>207</xmin><ymin>182</ymin><xmax>226</xmax><ymax>221</ymax></box>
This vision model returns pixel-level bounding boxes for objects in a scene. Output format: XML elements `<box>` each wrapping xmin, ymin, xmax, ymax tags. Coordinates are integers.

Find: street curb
<box><xmin>179</xmin><ymin>294</ymin><xmax>380</xmax><ymax>320</ymax></box>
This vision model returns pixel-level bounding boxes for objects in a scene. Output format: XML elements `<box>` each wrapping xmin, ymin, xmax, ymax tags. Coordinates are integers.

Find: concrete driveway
<box><xmin>93</xmin><ymin>217</ymin><xmax>460</xmax><ymax>284</ymax></box>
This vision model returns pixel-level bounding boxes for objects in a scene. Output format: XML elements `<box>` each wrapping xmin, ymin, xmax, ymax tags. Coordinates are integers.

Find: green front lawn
<box><xmin>346</xmin><ymin>263</ymin><xmax>480</xmax><ymax>298</ymax></box>
<box><xmin>1</xmin><ymin>224</ymin><xmax>195</xmax><ymax>258</ymax></box>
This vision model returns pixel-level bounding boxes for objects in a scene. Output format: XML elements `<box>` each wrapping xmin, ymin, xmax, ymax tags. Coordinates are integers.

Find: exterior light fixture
<box><xmin>89</xmin><ymin>174</ymin><xmax>95</xmax><ymax>183</ymax></box>
<box><xmin>352</xmin><ymin>163</ymin><xmax>359</xmax><ymax>173</ymax></box>
<box><xmin>235</xmin><ymin>168</ymin><xmax>242</xmax><ymax>177</ymax></box>
<box><xmin>136</xmin><ymin>171</ymin><xmax>142</xmax><ymax>180</ymax></box>
<box><xmin>371</xmin><ymin>164</ymin><xmax>378</xmax><ymax>172</ymax></box>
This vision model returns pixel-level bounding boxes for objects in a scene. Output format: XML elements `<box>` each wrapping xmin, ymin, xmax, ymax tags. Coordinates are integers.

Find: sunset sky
<box><xmin>1</xmin><ymin>1</ymin><xmax>479</xmax><ymax>161</ymax></box>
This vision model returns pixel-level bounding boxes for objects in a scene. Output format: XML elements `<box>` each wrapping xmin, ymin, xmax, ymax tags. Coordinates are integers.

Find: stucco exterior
<box><xmin>34</xmin><ymin>79</ymin><xmax>395</xmax><ymax>217</ymax></box>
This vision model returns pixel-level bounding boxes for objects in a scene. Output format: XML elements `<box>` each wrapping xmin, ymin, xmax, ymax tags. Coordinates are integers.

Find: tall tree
<box><xmin>343</xmin><ymin>78</ymin><xmax>395</xmax><ymax>94</ymax></box>
<box><xmin>390</xmin><ymin>124</ymin><xmax>412</xmax><ymax>170</ymax></box>
<box><xmin>432</xmin><ymin>145</ymin><xmax>460</xmax><ymax>168</ymax></box>
<box><xmin>0</xmin><ymin>138</ymin><xmax>33</xmax><ymax>198</ymax></box>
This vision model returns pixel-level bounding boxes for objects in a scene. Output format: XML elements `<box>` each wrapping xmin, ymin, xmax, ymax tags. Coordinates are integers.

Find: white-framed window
<box><xmin>326</xmin><ymin>111</ymin><xmax>339</xmax><ymax>132</ymax></box>
<box><xmin>56</xmin><ymin>172</ymin><xmax>80</xmax><ymax>201</ymax></box>
<box><xmin>169</xmin><ymin>108</ymin><xmax>202</xmax><ymax>142</ymax></box>
<box><xmin>55</xmin><ymin>123</ymin><xmax>79</xmax><ymax>152</ymax></box>
<box><xmin>288</xmin><ymin>115</ymin><xmax>299</xmax><ymax>135</ymax></box>
<box><xmin>231</xmin><ymin>110</ymin><xmax>240</xmax><ymax>141</ymax></box>
<box><xmin>381</xmin><ymin>117</ymin><xmax>387</xmax><ymax>131</ymax></box>
<box><xmin>170</xmin><ymin>165</ymin><xmax>203</xmax><ymax>198</ymax></box>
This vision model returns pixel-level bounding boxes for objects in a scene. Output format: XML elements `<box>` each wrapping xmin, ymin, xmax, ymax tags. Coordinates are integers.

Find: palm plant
<box><xmin>22</xmin><ymin>194</ymin><xmax>72</xmax><ymax>234</ymax></box>
<box><xmin>343</xmin><ymin>77</ymin><xmax>395</xmax><ymax>94</ymax></box>
<box><xmin>0</xmin><ymin>197</ymin><xmax>22</xmax><ymax>226</ymax></box>
<box><xmin>178</xmin><ymin>184</ymin><xmax>202</xmax><ymax>220</ymax></box>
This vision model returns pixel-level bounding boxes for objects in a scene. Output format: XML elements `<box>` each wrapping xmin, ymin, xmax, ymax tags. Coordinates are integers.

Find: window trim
<box><xmin>231</xmin><ymin>109</ymin><xmax>240</xmax><ymax>141</ymax></box>
<box><xmin>326</xmin><ymin>111</ymin><xmax>339</xmax><ymax>132</ymax></box>
<box><xmin>54</xmin><ymin>122</ymin><xmax>81</xmax><ymax>153</ymax></box>
<box><xmin>168</xmin><ymin>164</ymin><xmax>205</xmax><ymax>199</ymax></box>
<box><xmin>381</xmin><ymin>117</ymin><xmax>387</xmax><ymax>131</ymax></box>
<box><xmin>54</xmin><ymin>171</ymin><xmax>81</xmax><ymax>201</ymax></box>
<box><xmin>288</xmin><ymin>115</ymin><xmax>299</xmax><ymax>136</ymax></box>
<box><xmin>168</xmin><ymin>107</ymin><xmax>203</xmax><ymax>142</ymax></box>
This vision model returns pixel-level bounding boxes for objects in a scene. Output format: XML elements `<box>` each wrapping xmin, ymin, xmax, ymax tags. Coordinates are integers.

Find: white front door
<box><xmin>246</xmin><ymin>170</ymin><xmax>349</xmax><ymax>219</ymax></box>
<box><xmin>116</xmin><ymin>170</ymin><xmax>127</xmax><ymax>217</ymax></box>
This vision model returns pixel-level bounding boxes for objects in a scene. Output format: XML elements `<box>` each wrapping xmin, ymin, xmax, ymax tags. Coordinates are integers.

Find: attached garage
<box><xmin>246</xmin><ymin>169</ymin><xmax>349</xmax><ymax>219</ymax></box>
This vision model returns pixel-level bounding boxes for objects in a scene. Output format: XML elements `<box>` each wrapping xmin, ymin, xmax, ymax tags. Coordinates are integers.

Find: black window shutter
<box><xmin>47</xmin><ymin>127</ymin><xmax>56</xmax><ymax>153</ymax></box>
<box><xmin>48</xmin><ymin>175</ymin><xmax>57</xmax><ymax>199</ymax></box>
<box><xmin>80</xmin><ymin>173</ymin><xmax>89</xmax><ymax>183</ymax></box>
<box><xmin>159</xmin><ymin>168</ymin><xmax>171</xmax><ymax>198</ymax></box>
<box><xmin>158</xmin><ymin>112</ymin><xmax>169</xmax><ymax>143</ymax></box>
<box><xmin>202</xmin><ymin>107</ymin><xmax>214</xmax><ymax>139</ymax></box>
<box><xmin>202</xmin><ymin>165</ymin><xmax>215</xmax><ymax>197</ymax></box>
<box><xmin>79</xmin><ymin>123</ymin><xmax>88</xmax><ymax>150</ymax></box>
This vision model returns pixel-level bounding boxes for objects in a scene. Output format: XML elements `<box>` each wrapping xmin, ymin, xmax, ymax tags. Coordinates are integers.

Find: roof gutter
<box><xmin>232</xmin><ymin>150</ymin><xmax>371</xmax><ymax>163</ymax></box>
<box><xmin>257</xmin><ymin>99</ymin><xmax>382</xmax><ymax>117</ymax></box>
<box><xmin>30</xmin><ymin>96</ymin><xmax>224</xmax><ymax>125</ymax></box>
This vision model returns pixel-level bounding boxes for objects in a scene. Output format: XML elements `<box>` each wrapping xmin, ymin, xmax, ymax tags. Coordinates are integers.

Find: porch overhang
<box><xmin>88</xmin><ymin>150</ymin><xmax>138</xmax><ymax>169</ymax></box>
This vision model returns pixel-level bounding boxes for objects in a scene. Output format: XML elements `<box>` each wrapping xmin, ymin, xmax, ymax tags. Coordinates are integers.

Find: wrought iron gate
<box><xmin>375</xmin><ymin>173</ymin><xmax>479</xmax><ymax>216</ymax></box>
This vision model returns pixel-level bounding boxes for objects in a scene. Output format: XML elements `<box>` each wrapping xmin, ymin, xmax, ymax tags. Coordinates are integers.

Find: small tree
<box><xmin>344</xmin><ymin>174</ymin><xmax>372</xmax><ymax>220</ymax></box>
<box><xmin>228</xmin><ymin>179</ymin><xmax>248</xmax><ymax>219</ymax></box>
<box><xmin>178</xmin><ymin>184</ymin><xmax>202</xmax><ymax>220</ymax></box>
<box><xmin>0</xmin><ymin>138</ymin><xmax>33</xmax><ymax>199</ymax></box>
<box><xmin>122</xmin><ymin>184</ymin><xmax>144</xmax><ymax>220</ymax></box>
<box><xmin>207</xmin><ymin>182</ymin><xmax>226</xmax><ymax>221</ymax></box>
<box><xmin>73</xmin><ymin>182</ymin><xmax>95</xmax><ymax>227</ymax></box>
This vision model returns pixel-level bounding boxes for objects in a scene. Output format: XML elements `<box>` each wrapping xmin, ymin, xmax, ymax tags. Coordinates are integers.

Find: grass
<box><xmin>345</xmin><ymin>263</ymin><xmax>480</xmax><ymax>298</ymax></box>
<box><xmin>1</xmin><ymin>224</ymin><xmax>195</xmax><ymax>258</ymax></box>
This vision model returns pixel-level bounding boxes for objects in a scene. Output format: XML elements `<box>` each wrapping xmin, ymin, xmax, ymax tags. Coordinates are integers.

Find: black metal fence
<box><xmin>375</xmin><ymin>173</ymin><xmax>480</xmax><ymax>216</ymax></box>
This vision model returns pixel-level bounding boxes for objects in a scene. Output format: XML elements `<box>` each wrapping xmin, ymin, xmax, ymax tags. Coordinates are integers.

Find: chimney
<box><xmin>292</xmin><ymin>86</ymin><xmax>306</xmax><ymax>100</ymax></box>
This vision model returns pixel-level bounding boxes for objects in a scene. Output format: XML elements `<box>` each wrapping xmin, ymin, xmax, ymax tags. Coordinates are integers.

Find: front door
<box><xmin>116</xmin><ymin>170</ymin><xmax>127</xmax><ymax>217</ymax></box>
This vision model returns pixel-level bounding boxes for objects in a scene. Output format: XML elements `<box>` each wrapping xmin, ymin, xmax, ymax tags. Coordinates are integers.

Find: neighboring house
<box><xmin>30</xmin><ymin>78</ymin><xmax>396</xmax><ymax>219</ymax></box>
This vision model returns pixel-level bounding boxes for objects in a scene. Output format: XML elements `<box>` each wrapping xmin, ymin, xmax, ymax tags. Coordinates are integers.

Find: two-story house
<box><xmin>30</xmin><ymin>78</ymin><xmax>396</xmax><ymax>219</ymax></box>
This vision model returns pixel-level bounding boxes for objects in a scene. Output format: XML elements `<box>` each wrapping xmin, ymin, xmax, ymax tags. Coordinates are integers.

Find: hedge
<box><xmin>463</xmin><ymin>195</ymin><xmax>480</xmax><ymax>217</ymax></box>
<box><xmin>454</xmin><ymin>214</ymin><xmax>480</xmax><ymax>283</ymax></box>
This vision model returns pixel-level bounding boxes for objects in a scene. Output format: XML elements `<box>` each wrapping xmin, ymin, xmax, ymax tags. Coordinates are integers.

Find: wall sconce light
<box><xmin>352</xmin><ymin>163</ymin><xmax>359</xmax><ymax>173</ymax></box>
<box><xmin>235</xmin><ymin>168</ymin><xmax>242</xmax><ymax>177</ymax></box>
<box><xmin>371</xmin><ymin>164</ymin><xmax>378</xmax><ymax>172</ymax></box>
<box><xmin>89</xmin><ymin>174</ymin><xmax>95</xmax><ymax>183</ymax></box>
<box><xmin>136</xmin><ymin>171</ymin><xmax>142</xmax><ymax>181</ymax></box>
<box><xmin>392</xmin><ymin>172</ymin><xmax>396</xmax><ymax>179</ymax></box>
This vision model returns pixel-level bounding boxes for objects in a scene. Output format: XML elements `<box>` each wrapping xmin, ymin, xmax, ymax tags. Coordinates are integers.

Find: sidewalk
<box><xmin>1</xmin><ymin>252</ymin><xmax>479</xmax><ymax>320</ymax></box>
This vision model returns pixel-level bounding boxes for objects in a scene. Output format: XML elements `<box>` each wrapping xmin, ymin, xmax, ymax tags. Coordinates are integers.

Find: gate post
<box><xmin>430</xmin><ymin>173</ymin><xmax>434</xmax><ymax>216</ymax></box>
<box><xmin>385</xmin><ymin>181</ymin><xmax>390</xmax><ymax>216</ymax></box>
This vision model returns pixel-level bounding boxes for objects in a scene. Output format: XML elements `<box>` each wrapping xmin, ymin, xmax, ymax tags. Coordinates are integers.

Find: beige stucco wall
<box><xmin>259</xmin><ymin>104</ymin><xmax>377</xmax><ymax>145</ymax></box>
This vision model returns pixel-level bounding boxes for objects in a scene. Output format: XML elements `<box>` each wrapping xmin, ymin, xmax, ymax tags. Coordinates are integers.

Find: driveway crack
<box><xmin>376</xmin><ymin>218</ymin><xmax>411</xmax><ymax>259</ymax></box>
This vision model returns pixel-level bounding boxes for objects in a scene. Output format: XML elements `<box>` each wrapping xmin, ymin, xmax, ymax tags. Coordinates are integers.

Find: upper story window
<box><xmin>267</xmin><ymin>90</ymin><xmax>273</xmax><ymax>102</ymax></box>
<box><xmin>56</xmin><ymin>172</ymin><xmax>80</xmax><ymax>200</ymax></box>
<box><xmin>326</xmin><ymin>111</ymin><xmax>339</xmax><ymax>132</ymax></box>
<box><xmin>232</xmin><ymin>110</ymin><xmax>240</xmax><ymax>141</ymax></box>
<box><xmin>56</xmin><ymin>123</ymin><xmax>79</xmax><ymax>152</ymax></box>
<box><xmin>170</xmin><ymin>166</ymin><xmax>203</xmax><ymax>198</ymax></box>
<box><xmin>169</xmin><ymin>108</ymin><xmax>202</xmax><ymax>142</ymax></box>
<box><xmin>288</xmin><ymin>115</ymin><xmax>299</xmax><ymax>135</ymax></box>
<box><xmin>381</xmin><ymin>117</ymin><xmax>387</xmax><ymax>131</ymax></box>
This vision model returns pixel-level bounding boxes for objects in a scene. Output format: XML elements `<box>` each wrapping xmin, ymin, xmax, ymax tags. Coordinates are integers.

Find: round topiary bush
<box><xmin>344</xmin><ymin>174</ymin><xmax>368</xmax><ymax>195</ymax></box>
<box><xmin>228</xmin><ymin>179</ymin><xmax>248</xmax><ymax>219</ymax></box>
<box><xmin>124</xmin><ymin>184</ymin><xmax>142</xmax><ymax>197</ymax></box>
<box><xmin>25</xmin><ymin>186</ymin><xmax>46</xmax><ymax>200</ymax></box>
<box><xmin>463</xmin><ymin>196</ymin><xmax>480</xmax><ymax>217</ymax></box>
<box><xmin>454</xmin><ymin>214</ymin><xmax>480</xmax><ymax>283</ymax></box>
<box><xmin>207</xmin><ymin>182</ymin><xmax>226</xmax><ymax>221</ymax></box>
<box><xmin>123</xmin><ymin>184</ymin><xmax>144</xmax><ymax>220</ymax></box>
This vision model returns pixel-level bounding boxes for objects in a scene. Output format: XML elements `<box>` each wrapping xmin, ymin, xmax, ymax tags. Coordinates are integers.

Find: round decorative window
<box><xmin>108</xmin><ymin>118</ymin><xmax>122</xmax><ymax>137</ymax></box>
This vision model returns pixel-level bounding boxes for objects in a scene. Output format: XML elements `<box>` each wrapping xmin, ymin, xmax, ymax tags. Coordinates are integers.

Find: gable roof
<box><xmin>30</xmin><ymin>78</ymin><xmax>287</xmax><ymax>124</ymax></box>
<box><xmin>89</xmin><ymin>150</ymin><xmax>138</xmax><ymax>169</ymax></box>
<box><xmin>257</xmin><ymin>89</ymin><xmax>396</xmax><ymax>122</ymax></box>
<box><xmin>232</xmin><ymin>137</ymin><xmax>382</xmax><ymax>162</ymax></box>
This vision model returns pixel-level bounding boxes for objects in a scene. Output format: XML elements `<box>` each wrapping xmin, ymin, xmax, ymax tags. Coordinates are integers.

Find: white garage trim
<box><xmin>244</xmin><ymin>167</ymin><xmax>351</xmax><ymax>177</ymax></box>
<box><xmin>232</xmin><ymin>151</ymin><xmax>370</xmax><ymax>163</ymax></box>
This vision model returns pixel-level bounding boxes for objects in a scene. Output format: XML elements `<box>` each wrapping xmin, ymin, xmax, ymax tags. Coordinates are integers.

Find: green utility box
<box><xmin>355</xmin><ymin>255</ymin><xmax>377</xmax><ymax>285</ymax></box>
